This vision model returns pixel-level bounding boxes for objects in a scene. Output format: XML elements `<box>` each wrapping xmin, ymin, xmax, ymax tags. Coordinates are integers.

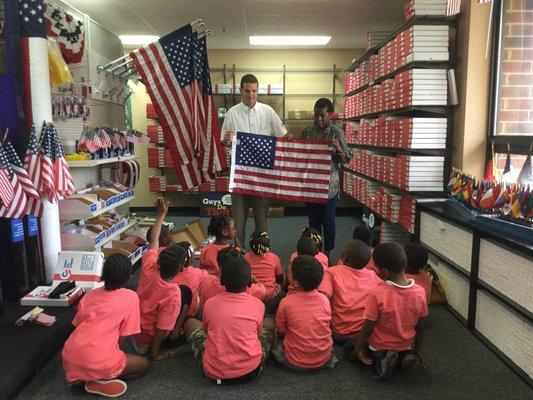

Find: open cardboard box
<box><xmin>170</xmin><ymin>228</ymin><xmax>200</xmax><ymax>249</ymax></box>
<box><xmin>186</xmin><ymin>219</ymin><xmax>207</xmax><ymax>247</ymax></box>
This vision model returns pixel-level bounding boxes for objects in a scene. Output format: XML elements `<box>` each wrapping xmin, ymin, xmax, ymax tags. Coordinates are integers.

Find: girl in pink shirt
<box><xmin>245</xmin><ymin>231</ymin><xmax>285</xmax><ymax>313</ymax></box>
<box><xmin>62</xmin><ymin>254</ymin><xmax>150</xmax><ymax>398</ymax></box>
<box><xmin>404</xmin><ymin>243</ymin><xmax>432</xmax><ymax>305</ymax></box>
<box><xmin>200</xmin><ymin>216</ymin><xmax>236</xmax><ymax>275</ymax></box>
<box><xmin>289</xmin><ymin>229</ymin><xmax>329</xmax><ymax>271</ymax></box>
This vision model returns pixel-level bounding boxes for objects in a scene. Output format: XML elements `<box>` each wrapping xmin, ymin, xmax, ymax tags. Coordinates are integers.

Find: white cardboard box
<box><xmin>21</xmin><ymin>284</ymin><xmax>84</xmax><ymax>307</ymax></box>
<box><xmin>52</xmin><ymin>251</ymin><xmax>105</xmax><ymax>291</ymax></box>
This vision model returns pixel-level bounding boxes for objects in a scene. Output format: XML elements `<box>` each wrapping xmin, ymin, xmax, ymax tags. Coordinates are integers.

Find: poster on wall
<box><xmin>200</xmin><ymin>192</ymin><xmax>232</xmax><ymax>217</ymax></box>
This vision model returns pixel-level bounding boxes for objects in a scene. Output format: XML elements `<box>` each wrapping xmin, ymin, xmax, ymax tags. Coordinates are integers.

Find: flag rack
<box><xmin>96</xmin><ymin>19</ymin><xmax>208</xmax><ymax>80</ymax></box>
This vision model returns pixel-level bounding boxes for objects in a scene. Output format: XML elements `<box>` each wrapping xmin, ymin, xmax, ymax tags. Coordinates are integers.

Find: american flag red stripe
<box><xmin>0</xmin><ymin>174</ymin><xmax>28</xmax><ymax>218</ymax></box>
<box><xmin>39</xmin><ymin>126</ymin><xmax>57</xmax><ymax>202</ymax></box>
<box><xmin>0</xmin><ymin>168</ymin><xmax>14</xmax><ymax>208</ymax></box>
<box><xmin>231</xmin><ymin>133</ymin><xmax>331</xmax><ymax>203</ymax></box>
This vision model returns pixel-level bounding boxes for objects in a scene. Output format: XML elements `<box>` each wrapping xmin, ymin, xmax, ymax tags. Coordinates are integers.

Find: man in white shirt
<box><xmin>221</xmin><ymin>74</ymin><xmax>287</xmax><ymax>248</ymax></box>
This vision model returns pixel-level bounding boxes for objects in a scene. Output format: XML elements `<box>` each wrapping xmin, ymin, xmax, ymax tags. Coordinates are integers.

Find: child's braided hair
<box><xmin>301</xmin><ymin>227</ymin><xmax>323</xmax><ymax>251</ymax></box>
<box><xmin>249</xmin><ymin>231</ymin><xmax>270</xmax><ymax>256</ymax></box>
<box><xmin>207</xmin><ymin>215</ymin><xmax>232</xmax><ymax>239</ymax></box>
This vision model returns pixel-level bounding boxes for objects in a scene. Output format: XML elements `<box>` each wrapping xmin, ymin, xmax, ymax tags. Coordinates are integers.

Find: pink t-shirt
<box><xmin>62</xmin><ymin>287</ymin><xmax>140</xmax><ymax>383</ymax></box>
<box><xmin>198</xmin><ymin>274</ymin><xmax>266</xmax><ymax>310</ymax></box>
<box><xmin>134</xmin><ymin>249</ymin><xmax>181</xmax><ymax>348</ymax></box>
<box><xmin>276</xmin><ymin>290</ymin><xmax>332</xmax><ymax>369</ymax></box>
<box><xmin>364</xmin><ymin>280</ymin><xmax>428</xmax><ymax>351</ymax></box>
<box><xmin>290</xmin><ymin>251</ymin><xmax>329</xmax><ymax>271</ymax></box>
<box><xmin>244</xmin><ymin>252</ymin><xmax>283</xmax><ymax>296</ymax></box>
<box><xmin>406</xmin><ymin>272</ymin><xmax>432</xmax><ymax>305</ymax></box>
<box><xmin>203</xmin><ymin>292</ymin><xmax>265</xmax><ymax>379</ymax></box>
<box><xmin>172</xmin><ymin>267</ymin><xmax>209</xmax><ymax>317</ymax></box>
<box><xmin>318</xmin><ymin>264</ymin><xmax>382</xmax><ymax>336</ymax></box>
<box><xmin>200</xmin><ymin>243</ymin><xmax>230</xmax><ymax>275</ymax></box>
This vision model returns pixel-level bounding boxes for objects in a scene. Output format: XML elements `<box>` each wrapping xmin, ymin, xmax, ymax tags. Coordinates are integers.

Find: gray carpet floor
<box><xmin>16</xmin><ymin>214</ymin><xmax>532</xmax><ymax>399</ymax></box>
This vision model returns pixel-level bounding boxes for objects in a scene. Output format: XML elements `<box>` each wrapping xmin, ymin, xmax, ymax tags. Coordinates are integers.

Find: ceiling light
<box><xmin>249</xmin><ymin>36</ymin><xmax>331</xmax><ymax>46</ymax></box>
<box><xmin>119</xmin><ymin>35</ymin><xmax>160</xmax><ymax>46</ymax></box>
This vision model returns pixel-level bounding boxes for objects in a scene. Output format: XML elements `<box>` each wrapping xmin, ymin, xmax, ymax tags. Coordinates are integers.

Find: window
<box><xmin>489</xmin><ymin>0</ymin><xmax>532</xmax><ymax>183</ymax></box>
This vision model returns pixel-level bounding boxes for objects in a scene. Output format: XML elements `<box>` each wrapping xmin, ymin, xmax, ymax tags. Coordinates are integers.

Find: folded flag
<box><xmin>230</xmin><ymin>132</ymin><xmax>331</xmax><ymax>203</ymax></box>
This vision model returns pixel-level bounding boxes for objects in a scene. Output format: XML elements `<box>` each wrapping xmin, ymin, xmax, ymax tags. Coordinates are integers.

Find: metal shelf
<box><xmin>346</xmin><ymin>15</ymin><xmax>458</xmax><ymax>72</ymax></box>
<box><xmin>345</xmin><ymin>60</ymin><xmax>455</xmax><ymax>97</ymax></box>
<box><xmin>67</xmin><ymin>154</ymin><xmax>137</xmax><ymax>168</ymax></box>
<box><xmin>59</xmin><ymin>194</ymin><xmax>136</xmax><ymax>220</ymax></box>
<box><xmin>347</xmin><ymin>143</ymin><xmax>448</xmax><ymax>156</ymax></box>
<box><xmin>343</xmin><ymin>167</ymin><xmax>445</xmax><ymax>197</ymax></box>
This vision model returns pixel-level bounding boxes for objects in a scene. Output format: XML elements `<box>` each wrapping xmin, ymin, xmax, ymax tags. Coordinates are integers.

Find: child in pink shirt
<box><xmin>244</xmin><ymin>231</ymin><xmax>285</xmax><ymax>313</ymax></box>
<box><xmin>274</xmin><ymin>255</ymin><xmax>337</xmax><ymax>370</ymax></box>
<box><xmin>404</xmin><ymin>243</ymin><xmax>432</xmax><ymax>306</ymax></box>
<box><xmin>134</xmin><ymin>198</ymin><xmax>188</xmax><ymax>360</ymax></box>
<box><xmin>318</xmin><ymin>240</ymin><xmax>382</xmax><ymax>343</ymax></box>
<box><xmin>199</xmin><ymin>215</ymin><xmax>236</xmax><ymax>275</ymax></box>
<box><xmin>289</xmin><ymin>236</ymin><xmax>328</xmax><ymax>272</ymax></box>
<box><xmin>62</xmin><ymin>254</ymin><xmax>150</xmax><ymax>398</ymax></box>
<box><xmin>352</xmin><ymin>242</ymin><xmax>428</xmax><ymax>381</ymax></box>
<box><xmin>184</xmin><ymin>254</ymin><xmax>275</xmax><ymax>384</ymax></box>
<box><xmin>353</xmin><ymin>225</ymin><xmax>382</xmax><ymax>278</ymax></box>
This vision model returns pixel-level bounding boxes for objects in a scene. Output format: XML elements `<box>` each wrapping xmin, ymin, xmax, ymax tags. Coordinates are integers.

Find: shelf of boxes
<box><xmin>148</xmin><ymin>147</ymin><xmax>174</xmax><ymax>168</ymax></box>
<box><xmin>67</xmin><ymin>154</ymin><xmax>137</xmax><ymax>168</ymax></box>
<box><xmin>343</xmin><ymin>171</ymin><xmax>416</xmax><ymax>235</ymax></box>
<box><xmin>61</xmin><ymin>218</ymin><xmax>139</xmax><ymax>251</ymax></box>
<box><xmin>59</xmin><ymin>190</ymin><xmax>136</xmax><ymax>220</ymax></box>
<box><xmin>149</xmin><ymin>175</ymin><xmax>230</xmax><ymax>194</ymax></box>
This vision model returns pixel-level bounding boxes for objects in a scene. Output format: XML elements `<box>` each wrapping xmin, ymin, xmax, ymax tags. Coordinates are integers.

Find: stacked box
<box><xmin>404</xmin><ymin>0</ymin><xmax>448</xmax><ymax>20</ymax></box>
<box><xmin>367</xmin><ymin>31</ymin><xmax>393</xmax><ymax>49</ymax></box>
<box><xmin>147</xmin><ymin>147</ymin><xmax>174</xmax><ymax>168</ymax></box>
<box><xmin>354</xmin><ymin>117</ymin><xmax>447</xmax><ymax>149</ymax></box>
<box><xmin>147</xmin><ymin>124</ymin><xmax>164</xmax><ymax>144</ymax></box>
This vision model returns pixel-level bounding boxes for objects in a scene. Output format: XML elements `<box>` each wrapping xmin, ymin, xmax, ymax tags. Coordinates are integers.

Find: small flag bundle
<box><xmin>77</xmin><ymin>127</ymin><xmax>128</xmax><ymax>153</ymax></box>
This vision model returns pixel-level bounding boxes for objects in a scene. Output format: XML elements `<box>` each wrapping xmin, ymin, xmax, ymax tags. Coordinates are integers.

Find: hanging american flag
<box><xmin>446</xmin><ymin>0</ymin><xmax>461</xmax><ymax>16</ymax></box>
<box><xmin>129</xmin><ymin>24</ymin><xmax>226</xmax><ymax>189</ymax></box>
<box><xmin>230</xmin><ymin>132</ymin><xmax>331</xmax><ymax>203</ymax></box>
<box><xmin>24</xmin><ymin>125</ymin><xmax>42</xmax><ymax>216</ymax></box>
<box><xmin>49</xmin><ymin>123</ymin><xmax>75</xmax><ymax>197</ymax></box>
<box><xmin>3</xmin><ymin>140</ymin><xmax>39</xmax><ymax>201</ymax></box>
<box><xmin>0</xmin><ymin>144</ymin><xmax>28</xmax><ymax>218</ymax></box>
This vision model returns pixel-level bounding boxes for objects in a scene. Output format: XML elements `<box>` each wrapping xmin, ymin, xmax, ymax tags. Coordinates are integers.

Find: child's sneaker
<box><xmin>401</xmin><ymin>352</ymin><xmax>416</xmax><ymax>370</ymax></box>
<box><xmin>373</xmin><ymin>350</ymin><xmax>398</xmax><ymax>381</ymax></box>
<box><xmin>85</xmin><ymin>379</ymin><xmax>127</xmax><ymax>398</ymax></box>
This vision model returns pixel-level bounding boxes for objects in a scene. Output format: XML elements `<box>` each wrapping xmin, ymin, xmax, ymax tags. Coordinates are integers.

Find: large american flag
<box><xmin>0</xmin><ymin>144</ymin><xmax>28</xmax><ymax>218</ymax></box>
<box><xmin>129</xmin><ymin>24</ymin><xmax>227</xmax><ymax>189</ymax></box>
<box><xmin>230</xmin><ymin>132</ymin><xmax>332</xmax><ymax>203</ymax></box>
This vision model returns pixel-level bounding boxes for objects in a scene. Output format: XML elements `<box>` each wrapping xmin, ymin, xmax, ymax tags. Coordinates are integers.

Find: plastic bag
<box><xmin>48</xmin><ymin>38</ymin><xmax>72</xmax><ymax>88</ymax></box>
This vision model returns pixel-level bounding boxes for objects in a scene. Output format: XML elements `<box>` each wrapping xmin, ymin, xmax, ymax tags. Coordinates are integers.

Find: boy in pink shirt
<box><xmin>404</xmin><ymin>243</ymin><xmax>432</xmax><ymax>305</ymax></box>
<box><xmin>353</xmin><ymin>225</ymin><xmax>382</xmax><ymax>278</ymax></box>
<box><xmin>274</xmin><ymin>255</ymin><xmax>337</xmax><ymax>370</ymax></box>
<box><xmin>134</xmin><ymin>198</ymin><xmax>188</xmax><ymax>360</ymax></box>
<box><xmin>352</xmin><ymin>242</ymin><xmax>428</xmax><ymax>381</ymax></box>
<box><xmin>244</xmin><ymin>231</ymin><xmax>285</xmax><ymax>313</ymax></box>
<box><xmin>62</xmin><ymin>254</ymin><xmax>150</xmax><ymax>398</ymax></box>
<box><xmin>184</xmin><ymin>253</ymin><xmax>274</xmax><ymax>384</ymax></box>
<box><xmin>199</xmin><ymin>215</ymin><xmax>236</xmax><ymax>275</ymax></box>
<box><xmin>318</xmin><ymin>240</ymin><xmax>382</xmax><ymax>343</ymax></box>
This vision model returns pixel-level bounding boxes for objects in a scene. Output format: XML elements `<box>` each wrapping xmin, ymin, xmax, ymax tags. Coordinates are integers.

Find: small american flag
<box><xmin>50</xmin><ymin>123</ymin><xmax>75</xmax><ymax>197</ymax></box>
<box><xmin>78</xmin><ymin>128</ymin><xmax>100</xmax><ymax>153</ymax></box>
<box><xmin>446</xmin><ymin>0</ymin><xmax>461</xmax><ymax>16</ymax></box>
<box><xmin>39</xmin><ymin>123</ymin><xmax>56</xmax><ymax>202</ymax></box>
<box><xmin>126</xmin><ymin>129</ymin><xmax>151</xmax><ymax>144</ymax></box>
<box><xmin>4</xmin><ymin>140</ymin><xmax>39</xmax><ymax>201</ymax></box>
<box><xmin>25</xmin><ymin>125</ymin><xmax>43</xmax><ymax>216</ymax></box>
<box><xmin>230</xmin><ymin>132</ymin><xmax>331</xmax><ymax>203</ymax></box>
<box><xmin>0</xmin><ymin>144</ymin><xmax>28</xmax><ymax>218</ymax></box>
<box><xmin>96</xmin><ymin>127</ymin><xmax>111</xmax><ymax>149</ymax></box>
<box><xmin>0</xmin><ymin>145</ymin><xmax>14</xmax><ymax>209</ymax></box>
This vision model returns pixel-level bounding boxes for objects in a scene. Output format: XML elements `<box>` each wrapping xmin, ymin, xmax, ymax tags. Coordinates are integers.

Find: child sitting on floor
<box><xmin>134</xmin><ymin>197</ymin><xmax>190</xmax><ymax>360</ymax></box>
<box><xmin>352</xmin><ymin>225</ymin><xmax>381</xmax><ymax>277</ymax></box>
<box><xmin>184</xmin><ymin>253</ymin><xmax>275</xmax><ymax>384</ymax></box>
<box><xmin>273</xmin><ymin>255</ymin><xmax>338</xmax><ymax>370</ymax></box>
<box><xmin>404</xmin><ymin>243</ymin><xmax>432</xmax><ymax>306</ymax></box>
<box><xmin>199</xmin><ymin>247</ymin><xmax>266</xmax><ymax>311</ymax></box>
<box><xmin>244</xmin><ymin>231</ymin><xmax>284</xmax><ymax>313</ymax></box>
<box><xmin>200</xmin><ymin>216</ymin><xmax>236</xmax><ymax>275</ymax></box>
<box><xmin>290</xmin><ymin>235</ymin><xmax>328</xmax><ymax>272</ymax></box>
<box><xmin>318</xmin><ymin>240</ymin><xmax>382</xmax><ymax>344</ymax></box>
<box><xmin>352</xmin><ymin>242</ymin><xmax>428</xmax><ymax>381</ymax></box>
<box><xmin>62</xmin><ymin>254</ymin><xmax>150</xmax><ymax>398</ymax></box>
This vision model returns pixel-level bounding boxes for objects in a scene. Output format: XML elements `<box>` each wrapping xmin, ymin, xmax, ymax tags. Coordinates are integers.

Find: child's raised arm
<box><xmin>149</xmin><ymin>197</ymin><xmax>169</xmax><ymax>251</ymax></box>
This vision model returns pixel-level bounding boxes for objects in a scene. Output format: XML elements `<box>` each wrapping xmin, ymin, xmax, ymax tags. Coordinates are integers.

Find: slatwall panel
<box><xmin>88</xmin><ymin>99</ymin><xmax>126</xmax><ymax>130</ymax></box>
<box><xmin>430</xmin><ymin>254</ymin><xmax>470</xmax><ymax>320</ymax></box>
<box><xmin>420</xmin><ymin>212</ymin><xmax>473</xmax><ymax>272</ymax></box>
<box><xmin>478</xmin><ymin>239</ymin><xmax>533</xmax><ymax>312</ymax></box>
<box><xmin>476</xmin><ymin>290</ymin><xmax>533</xmax><ymax>379</ymax></box>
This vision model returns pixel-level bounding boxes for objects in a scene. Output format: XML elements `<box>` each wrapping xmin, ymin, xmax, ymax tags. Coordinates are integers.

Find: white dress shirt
<box><xmin>220</xmin><ymin>101</ymin><xmax>287</xmax><ymax>141</ymax></box>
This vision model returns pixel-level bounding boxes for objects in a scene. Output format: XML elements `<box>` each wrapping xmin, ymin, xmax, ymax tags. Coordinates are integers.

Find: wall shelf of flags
<box><xmin>59</xmin><ymin>190</ymin><xmax>135</xmax><ymax>220</ymax></box>
<box><xmin>66</xmin><ymin>154</ymin><xmax>137</xmax><ymax>168</ymax></box>
<box><xmin>61</xmin><ymin>218</ymin><xmax>139</xmax><ymax>251</ymax></box>
<box><xmin>446</xmin><ymin>168</ymin><xmax>532</xmax><ymax>226</ymax></box>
